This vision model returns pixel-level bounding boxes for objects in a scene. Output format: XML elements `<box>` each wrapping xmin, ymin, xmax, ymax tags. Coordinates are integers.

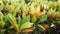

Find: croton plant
<box><xmin>0</xmin><ymin>0</ymin><xmax>60</xmax><ymax>34</ymax></box>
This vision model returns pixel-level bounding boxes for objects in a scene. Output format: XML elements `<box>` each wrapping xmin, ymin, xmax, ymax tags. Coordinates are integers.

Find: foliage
<box><xmin>0</xmin><ymin>0</ymin><xmax>60</xmax><ymax>34</ymax></box>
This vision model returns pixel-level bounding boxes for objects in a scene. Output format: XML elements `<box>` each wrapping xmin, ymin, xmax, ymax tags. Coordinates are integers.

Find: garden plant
<box><xmin>0</xmin><ymin>0</ymin><xmax>60</xmax><ymax>34</ymax></box>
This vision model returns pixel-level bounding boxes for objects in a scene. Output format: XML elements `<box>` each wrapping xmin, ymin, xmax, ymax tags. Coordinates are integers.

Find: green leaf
<box><xmin>8</xmin><ymin>3</ymin><xmax>16</xmax><ymax>13</ymax></box>
<box><xmin>0</xmin><ymin>12</ymin><xmax>5</xmax><ymax>27</ymax></box>
<box><xmin>0</xmin><ymin>12</ymin><xmax>3</xmax><ymax>21</ymax></box>
<box><xmin>0</xmin><ymin>1</ymin><xmax>4</xmax><ymax>11</ymax></box>
<box><xmin>55</xmin><ymin>18</ymin><xmax>60</xmax><ymax>23</ymax></box>
<box><xmin>38</xmin><ymin>15</ymin><xmax>47</xmax><ymax>23</ymax></box>
<box><xmin>30</xmin><ymin>3</ymin><xmax>36</xmax><ymax>14</ymax></box>
<box><xmin>21</xmin><ymin>16</ymin><xmax>30</xmax><ymax>25</ymax></box>
<box><xmin>14</xmin><ymin>4</ymin><xmax>21</xmax><ymax>12</ymax></box>
<box><xmin>0</xmin><ymin>5</ymin><xmax>4</xmax><ymax>11</ymax></box>
<box><xmin>20</xmin><ymin>22</ymin><xmax>33</xmax><ymax>30</ymax></box>
<box><xmin>38</xmin><ymin>25</ymin><xmax>46</xmax><ymax>30</ymax></box>
<box><xmin>17</xmin><ymin>16</ymin><xmax>21</xmax><ymax>30</ymax></box>
<box><xmin>12</xmin><ymin>4</ymin><xmax>21</xmax><ymax>16</ymax></box>
<box><xmin>32</xmin><ymin>16</ymin><xmax>37</xmax><ymax>23</ymax></box>
<box><xmin>48</xmin><ymin>9</ymin><xmax>53</xmax><ymax>16</ymax></box>
<box><xmin>3</xmin><ymin>14</ymin><xmax>10</xmax><ymax>23</ymax></box>
<box><xmin>8</xmin><ymin>14</ymin><xmax>17</xmax><ymax>24</ymax></box>
<box><xmin>57</xmin><ymin>6</ymin><xmax>60</xmax><ymax>12</ymax></box>
<box><xmin>0</xmin><ymin>21</ymin><xmax>5</xmax><ymax>28</ymax></box>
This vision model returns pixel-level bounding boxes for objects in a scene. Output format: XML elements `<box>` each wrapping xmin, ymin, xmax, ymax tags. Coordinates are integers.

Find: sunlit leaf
<box><xmin>0</xmin><ymin>21</ymin><xmax>5</xmax><ymax>27</ymax></box>
<box><xmin>0</xmin><ymin>1</ymin><xmax>4</xmax><ymax>11</ymax></box>
<box><xmin>20</xmin><ymin>22</ymin><xmax>33</xmax><ymax>30</ymax></box>
<box><xmin>32</xmin><ymin>16</ymin><xmax>37</xmax><ymax>23</ymax></box>
<box><xmin>8</xmin><ymin>14</ymin><xmax>17</xmax><ymax>24</ymax></box>
<box><xmin>38</xmin><ymin>24</ymin><xmax>46</xmax><ymax>30</ymax></box>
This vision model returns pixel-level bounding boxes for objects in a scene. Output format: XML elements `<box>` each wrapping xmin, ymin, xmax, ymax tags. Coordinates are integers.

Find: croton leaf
<box><xmin>57</xmin><ymin>5</ymin><xmax>60</xmax><ymax>13</ymax></box>
<box><xmin>21</xmin><ymin>16</ymin><xmax>30</xmax><ymax>25</ymax></box>
<box><xmin>8</xmin><ymin>3</ymin><xmax>16</xmax><ymax>13</ymax></box>
<box><xmin>8</xmin><ymin>14</ymin><xmax>17</xmax><ymax>24</ymax></box>
<box><xmin>40</xmin><ymin>15</ymin><xmax>47</xmax><ymax>22</ymax></box>
<box><xmin>22</xmin><ymin>29</ymin><xmax>33</xmax><ymax>32</ymax></box>
<box><xmin>0</xmin><ymin>5</ymin><xmax>4</xmax><ymax>11</ymax></box>
<box><xmin>38</xmin><ymin>24</ymin><xmax>46</xmax><ymax>30</ymax></box>
<box><xmin>9</xmin><ymin>20</ymin><xmax>19</xmax><ymax>32</ymax></box>
<box><xmin>20</xmin><ymin>22</ymin><xmax>33</xmax><ymax>31</ymax></box>
<box><xmin>0</xmin><ymin>12</ymin><xmax>4</xmax><ymax>20</ymax></box>
<box><xmin>0</xmin><ymin>21</ymin><xmax>5</xmax><ymax>28</ymax></box>
<box><xmin>12</xmin><ymin>4</ymin><xmax>21</xmax><ymax>16</ymax></box>
<box><xmin>3</xmin><ymin>14</ymin><xmax>10</xmax><ymax>23</ymax></box>
<box><xmin>32</xmin><ymin>16</ymin><xmax>37</xmax><ymax>23</ymax></box>
<box><xmin>55</xmin><ymin>18</ymin><xmax>60</xmax><ymax>23</ymax></box>
<box><xmin>0</xmin><ymin>1</ymin><xmax>4</xmax><ymax>11</ymax></box>
<box><xmin>48</xmin><ymin>9</ymin><xmax>54</xmax><ymax>16</ymax></box>
<box><xmin>0</xmin><ymin>12</ymin><xmax>5</xmax><ymax>27</ymax></box>
<box><xmin>37</xmin><ymin>15</ymin><xmax>47</xmax><ymax>23</ymax></box>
